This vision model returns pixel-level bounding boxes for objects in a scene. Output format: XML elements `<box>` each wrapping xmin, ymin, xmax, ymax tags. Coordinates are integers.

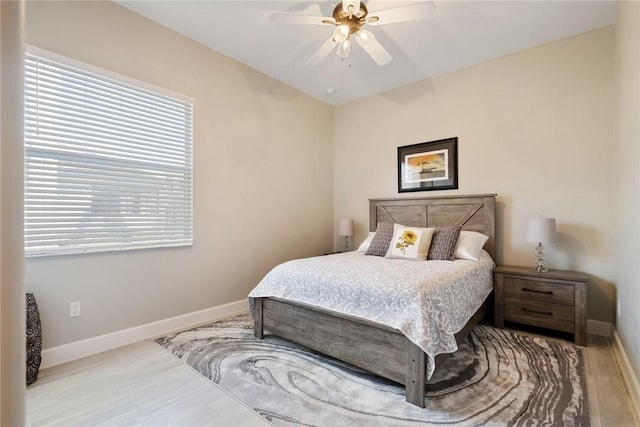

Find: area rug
<box><xmin>155</xmin><ymin>313</ymin><xmax>590</xmax><ymax>426</ymax></box>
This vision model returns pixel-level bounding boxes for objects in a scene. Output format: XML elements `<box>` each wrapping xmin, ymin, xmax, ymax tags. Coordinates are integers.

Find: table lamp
<box><xmin>338</xmin><ymin>219</ymin><xmax>354</xmax><ymax>252</ymax></box>
<box><xmin>525</xmin><ymin>216</ymin><xmax>557</xmax><ymax>272</ymax></box>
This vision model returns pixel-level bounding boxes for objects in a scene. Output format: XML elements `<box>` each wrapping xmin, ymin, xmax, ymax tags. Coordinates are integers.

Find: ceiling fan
<box><xmin>271</xmin><ymin>1</ymin><xmax>436</xmax><ymax>66</ymax></box>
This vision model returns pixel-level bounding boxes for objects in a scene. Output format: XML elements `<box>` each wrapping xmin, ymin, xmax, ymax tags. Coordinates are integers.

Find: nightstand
<box><xmin>494</xmin><ymin>265</ymin><xmax>588</xmax><ymax>346</ymax></box>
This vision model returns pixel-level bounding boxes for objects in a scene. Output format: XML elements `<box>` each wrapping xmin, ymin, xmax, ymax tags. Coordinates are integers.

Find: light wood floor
<box><xmin>26</xmin><ymin>333</ymin><xmax>638</xmax><ymax>426</ymax></box>
<box><xmin>585</xmin><ymin>335</ymin><xmax>638</xmax><ymax>426</ymax></box>
<box><xmin>26</xmin><ymin>340</ymin><xmax>272</xmax><ymax>427</ymax></box>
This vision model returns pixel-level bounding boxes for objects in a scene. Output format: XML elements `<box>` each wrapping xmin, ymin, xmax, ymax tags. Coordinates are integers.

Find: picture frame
<box><xmin>397</xmin><ymin>137</ymin><xmax>458</xmax><ymax>193</ymax></box>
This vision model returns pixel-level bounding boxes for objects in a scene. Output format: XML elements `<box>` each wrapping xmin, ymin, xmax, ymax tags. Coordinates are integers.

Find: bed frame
<box><xmin>252</xmin><ymin>194</ymin><xmax>497</xmax><ymax>407</ymax></box>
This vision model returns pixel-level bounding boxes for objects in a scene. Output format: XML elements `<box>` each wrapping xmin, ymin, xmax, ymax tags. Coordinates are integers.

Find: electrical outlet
<box><xmin>69</xmin><ymin>301</ymin><xmax>81</xmax><ymax>318</ymax></box>
<box><xmin>617</xmin><ymin>300</ymin><xmax>621</xmax><ymax>317</ymax></box>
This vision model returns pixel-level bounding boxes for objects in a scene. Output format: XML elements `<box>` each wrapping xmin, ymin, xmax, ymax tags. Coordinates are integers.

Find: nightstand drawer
<box><xmin>504</xmin><ymin>276</ymin><xmax>574</xmax><ymax>306</ymax></box>
<box><xmin>504</xmin><ymin>298</ymin><xmax>574</xmax><ymax>333</ymax></box>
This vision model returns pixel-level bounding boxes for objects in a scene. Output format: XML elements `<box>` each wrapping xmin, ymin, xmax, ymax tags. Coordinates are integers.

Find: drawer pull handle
<box><xmin>522</xmin><ymin>308</ymin><xmax>553</xmax><ymax>316</ymax></box>
<box><xmin>522</xmin><ymin>287</ymin><xmax>553</xmax><ymax>295</ymax></box>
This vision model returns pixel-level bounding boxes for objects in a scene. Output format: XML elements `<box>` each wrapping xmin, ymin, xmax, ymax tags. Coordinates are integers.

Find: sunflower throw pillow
<box><xmin>385</xmin><ymin>224</ymin><xmax>434</xmax><ymax>261</ymax></box>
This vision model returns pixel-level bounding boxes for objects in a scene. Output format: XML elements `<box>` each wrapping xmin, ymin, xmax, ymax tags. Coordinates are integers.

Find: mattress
<box><xmin>248</xmin><ymin>250</ymin><xmax>495</xmax><ymax>378</ymax></box>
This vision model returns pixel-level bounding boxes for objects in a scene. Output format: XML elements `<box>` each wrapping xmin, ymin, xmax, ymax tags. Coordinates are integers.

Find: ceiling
<box><xmin>116</xmin><ymin>1</ymin><xmax>617</xmax><ymax>106</ymax></box>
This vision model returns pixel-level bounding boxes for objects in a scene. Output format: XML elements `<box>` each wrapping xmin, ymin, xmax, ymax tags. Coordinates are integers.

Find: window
<box><xmin>24</xmin><ymin>48</ymin><xmax>193</xmax><ymax>257</ymax></box>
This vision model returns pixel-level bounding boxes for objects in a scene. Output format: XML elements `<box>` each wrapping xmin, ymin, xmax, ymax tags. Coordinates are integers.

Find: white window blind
<box><xmin>24</xmin><ymin>50</ymin><xmax>193</xmax><ymax>257</ymax></box>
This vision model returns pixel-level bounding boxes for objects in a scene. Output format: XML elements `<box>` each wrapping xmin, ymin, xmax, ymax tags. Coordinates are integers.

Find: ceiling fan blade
<box><xmin>306</xmin><ymin>36</ymin><xmax>336</xmax><ymax>66</ymax></box>
<box><xmin>356</xmin><ymin>37</ymin><xmax>392</xmax><ymax>66</ymax></box>
<box><xmin>367</xmin><ymin>2</ymin><xmax>436</xmax><ymax>26</ymax></box>
<box><xmin>270</xmin><ymin>14</ymin><xmax>335</xmax><ymax>25</ymax></box>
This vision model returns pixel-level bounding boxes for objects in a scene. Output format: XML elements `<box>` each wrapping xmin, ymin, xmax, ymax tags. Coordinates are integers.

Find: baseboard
<box><xmin>587</xmin><ymin>319</ymin><xmax>612</xmax><ymax>337</ymax></box>
<box><xmin>612</xmin><ymin>328</ymin><xmax>640</xmax><ymax>425</ymax></box>
<box><xmin>40</xmin><ymin>299</ymin><xmax>249</xmax><ymax>370</ymax></box>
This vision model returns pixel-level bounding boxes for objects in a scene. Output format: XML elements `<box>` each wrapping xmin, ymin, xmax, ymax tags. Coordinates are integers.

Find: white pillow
<box><xmin>385</xmin><ymin>224</ymin><xmax>434</xmax><ymax>261</ymax></box>
<box><xmin>454</xmin><ymin>231</ymin><xmax>489</xmax><ymax>261</ymax></box>
<box><xmin>357</xmin><ymin>232</ymin><xmax>376</xmax><ymax>252</ymax></box>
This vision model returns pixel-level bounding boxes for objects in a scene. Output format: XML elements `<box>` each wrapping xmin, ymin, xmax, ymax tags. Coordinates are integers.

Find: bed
<box><xmin>249</xmin><ymin>194</ymin><xmax>497</xmax><ymax>407</ymax></box>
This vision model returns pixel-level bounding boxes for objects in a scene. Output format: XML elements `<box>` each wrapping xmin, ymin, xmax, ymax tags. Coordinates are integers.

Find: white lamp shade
<box><xmin>337</xmin><ymin>218</ymin><xmax>354</xmax><ymax>237</ymax></box>
<box><xmin>525</xmin><ymin>216</ymin><xmax>557</xmax><ymax>243</ymax></box>
<box><xmin>336</xmin><ymin>39</ymin><xmax>351</xmax><ymax>58</ymax></box>
<box><xmin>332</xmin><ymin>24</ymin><xmax>350</xmax><ymax>43</ymax></box>
<box><xmin>355</xmin><ymin>29</ymin><xmax>375</xmax><ymax>47</ymax></box>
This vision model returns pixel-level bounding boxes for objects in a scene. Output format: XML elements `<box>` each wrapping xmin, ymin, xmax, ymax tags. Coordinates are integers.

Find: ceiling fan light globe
<box><xmin>336</xmin><ymin>39</ymin><xmax>351</xmax><ymax>58</ymax></box>
<box><xmin>332</xmin><ymin>24</ymin><xmax>350</xmax><ymax>42</ymax></box>
<box><xmin>355</xmin><ymin>29</ymin><xmax>375</xmax><ymax>47</ymax></box>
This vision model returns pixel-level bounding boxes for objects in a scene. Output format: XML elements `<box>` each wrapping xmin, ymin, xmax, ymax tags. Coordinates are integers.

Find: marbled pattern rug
<box><xmin>155</xmin><ymin>313</ymin><xmax>590</xmax><ymax>426</ymax></box>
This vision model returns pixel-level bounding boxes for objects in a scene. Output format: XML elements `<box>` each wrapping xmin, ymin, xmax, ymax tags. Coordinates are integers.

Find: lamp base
<box><xmin>533</xmin><ymin>265</ymin><xmax>548</xmax><ymax>273</ymax></box>
<box><xmin>533</xmin><ymin>242</ymin><xmax>548</xmax><ymax>273</ymax></box>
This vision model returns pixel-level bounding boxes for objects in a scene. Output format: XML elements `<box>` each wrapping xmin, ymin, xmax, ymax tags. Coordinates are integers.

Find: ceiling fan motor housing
<box><xmin>332</xmin><ymin>2</ymin><xmax>368</xmax><ymax>35</ymax></box>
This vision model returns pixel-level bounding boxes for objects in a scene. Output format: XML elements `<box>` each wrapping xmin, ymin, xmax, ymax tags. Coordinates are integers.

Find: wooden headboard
<box><xmin>369</xmin><ymin>194</ymin><xmax>497</xmax><ymax>258</ymax></box>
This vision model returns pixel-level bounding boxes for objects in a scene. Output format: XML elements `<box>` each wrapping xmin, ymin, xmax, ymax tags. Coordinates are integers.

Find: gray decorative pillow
<box><xmin>364</xmin><ymin>222</ymin><xmax>395</xmax><ymax>257</ymax></box>
<box><xmin>427</xmin><ymin>226</ymin><xmax>462</xmax><ymax>261</ymax></box>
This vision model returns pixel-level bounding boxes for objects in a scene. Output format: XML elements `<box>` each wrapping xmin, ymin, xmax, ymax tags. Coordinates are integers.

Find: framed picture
<box><xmin>397</xmin><ymin>137</ymin><xmax>458</xmax><ymax>193</ymax></box>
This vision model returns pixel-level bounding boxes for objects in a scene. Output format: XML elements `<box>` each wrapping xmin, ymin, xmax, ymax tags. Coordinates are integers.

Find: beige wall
<box><xmin>1</xmin><ymin>1</ymin><xmax>26</xmax><ymax>424</ymax></box>
<box><xmin>613</xmin><ymin>1</ymin><xmax>640</xmax><ymax>380</ymax></box>
<box><xmin>25</xmin><ymin>1</ymin><xmax>334</xmax><ymax>348</ymax></box>
<box><xmin>334</xmin><ymin>27</ymin><xmax>615</xmax><ymax>323</ymax></box>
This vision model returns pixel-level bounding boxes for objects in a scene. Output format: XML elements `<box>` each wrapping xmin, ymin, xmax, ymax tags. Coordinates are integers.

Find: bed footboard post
<box><xmin>405</xmin><ymin>341</ymin><xmax>426</xmax><ymax>408</ymax></box>
<box><xmin>253</xmin><ymin>298</ymin><xmax>264</xmax><ymax>339</ymax></box>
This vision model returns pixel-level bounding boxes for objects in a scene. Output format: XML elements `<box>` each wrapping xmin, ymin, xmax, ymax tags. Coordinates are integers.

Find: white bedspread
<box><xmin>248</xmin><ymin>250</ymin><xmax>495</xmax><ymax>379</ymax></box>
